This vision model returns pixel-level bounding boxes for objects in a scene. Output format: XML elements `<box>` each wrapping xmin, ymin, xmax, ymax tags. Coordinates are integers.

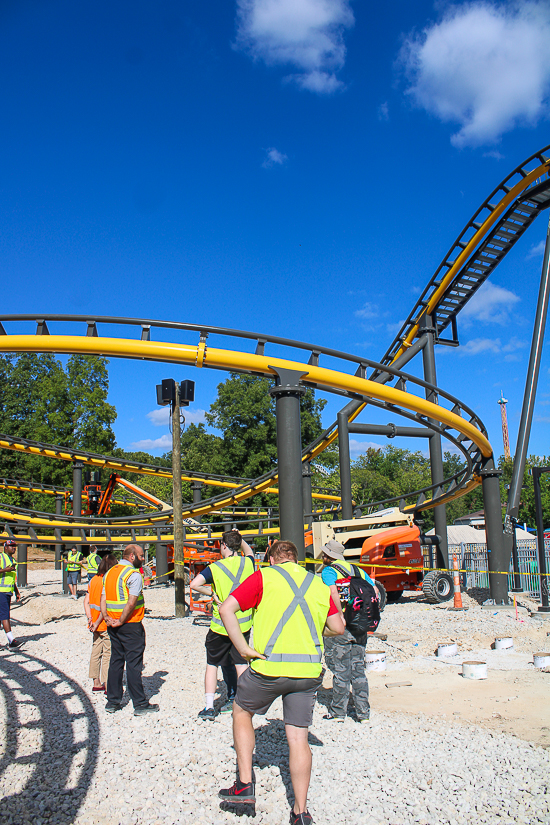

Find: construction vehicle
<box><xmin>307</xmin><ymin>507</ymin><xmax>453</xmax><ymax>608</ymax></box>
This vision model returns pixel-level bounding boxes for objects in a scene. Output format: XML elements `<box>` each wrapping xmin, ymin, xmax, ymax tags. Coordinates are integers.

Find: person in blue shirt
<box><xmin>320</xmin><ymin>540</ymin><xmax>375</xmax><ymax>723</ymax></box>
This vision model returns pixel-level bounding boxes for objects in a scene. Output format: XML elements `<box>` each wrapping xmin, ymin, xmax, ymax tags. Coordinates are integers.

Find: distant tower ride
<box><xmin>498</xmin><ymin>391</ymin><xmax>511</xmax><ymax>460</ymax></box>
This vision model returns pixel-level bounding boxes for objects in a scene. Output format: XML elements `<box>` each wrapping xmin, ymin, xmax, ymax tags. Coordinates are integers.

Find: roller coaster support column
<box><xmin>337</xmin><ymin>413</ymin><xmax>353</xmax><ymax>521</ymax></box>
<box><xmin>302</xmin><ymin>462</ymin><xmax>313</xmax><ymax>530</ymax></box>
<box><xmin>480</xmin><ymin>456</ymin><xmax>509</xmax><ymax>605</ymax></box>
<box><xmin>532</xmin><ymin>466</ymin><xmax>550</xmax><ymax>614</ymax></box>
<box><xmin>506</xmin><ymin>214</ymin><xmax>550</xmax><ymax>524</ymax></box>
<box><xmin>172</xmin><ymin>383</ymin><xmax>186</xmax><ymax>617</ymax></box>
<box><xmin>419</xmin><ymin>315</ymin><xmax>448</xmax><ymax>570</ymax></box>
<box><xmin>156</xmin><ymin>542</ymin><xmax>169</xmax><ymax>585</ymax></box>
<box><xmin>192</xmin><ymin>481</ymin><xmax>203</xmax><ymax>522</ymax></box>
<box><xmin>269</xmin><ymin>367</ymin><xmax>308</xmax><ymax>561</ymax></box>
<box><xmin>55</xmin><ymin>495</ymin><xmax>63</xmax><ymax>571</ymax></box>
<box><xmin>72</xmin><ymin>461</ymin><xmax>83</xmax><ymax>521</ymax></box>
<box><xmin>17</xmin><ymin>542</ymin><xmax>27</xmax><ymax>587</ymax></box>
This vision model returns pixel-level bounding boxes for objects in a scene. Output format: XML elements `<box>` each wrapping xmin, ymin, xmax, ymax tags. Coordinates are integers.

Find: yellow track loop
<box><xmin>0</xmin><ymin>335</ymin><xmax>492</xmax><ymax>526</ymax></box>
<box><xmin>0</xmin><ymin>336</ymin><xmax>491</xmax><ymax>456</ymax></box>
<box><xmin>0</xmin><ymin>336</ymin><xmax>492</xmax><ymax>455</ymax></box>
<box><xmin>392</xmin><ymin>159</ymin><xmax>550</xmax><ymax>363</ymax></box>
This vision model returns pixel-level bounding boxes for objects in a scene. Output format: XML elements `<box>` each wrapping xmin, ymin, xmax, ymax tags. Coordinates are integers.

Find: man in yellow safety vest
<box><xmin>86</xmin><ymin>546</ymin><xmax>101</xmax><ymax>583</ymax></box>
<box><xmin>0</xmin><ymin>539</ymin><xmax>23</xmax><ymax>649</ymax></box>
<box><xmin>218</xmin><ymin>540</ymin><xmax>345</xmax><ymax>825</ymax></box>
<box><xmin>65</xmin><ymin>546</ymin><xmax>86</xmax><ymax>600</ymax></box>
<box><xmin>190</xmin><ymin>529</ymin><xmax>255</xmax><ymax>719</ymax></box>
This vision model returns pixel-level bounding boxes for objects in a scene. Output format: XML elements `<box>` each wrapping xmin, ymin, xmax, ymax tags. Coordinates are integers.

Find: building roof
<box><xmin>426</xmin><ymin>524</ymin><xmax>535</xmax><ymax>545</ymax></box>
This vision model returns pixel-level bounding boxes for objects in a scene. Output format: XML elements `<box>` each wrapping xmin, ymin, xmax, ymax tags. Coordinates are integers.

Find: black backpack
<box><xmin>332</xmin><ymin>563</ymin><xmax>381</xmax><ymax>644</ymax></box>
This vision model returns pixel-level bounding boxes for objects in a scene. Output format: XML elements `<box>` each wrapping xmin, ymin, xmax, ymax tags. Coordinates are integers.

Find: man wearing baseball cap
<box><xmin>320</xmin><ymin>540</ymin><xmax>376</xmax><ymax>723</ymax></box>
<box><xmin>0</xmin><ymin>539</ymin><xmax>23</xmax><ymax>649</ymax></box>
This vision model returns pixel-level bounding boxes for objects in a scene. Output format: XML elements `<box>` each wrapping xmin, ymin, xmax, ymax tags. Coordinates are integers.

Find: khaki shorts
<box><xmin>235</xmin><ymin>666</ymin><xmax>323</xmax><ymax>727</ymax></box>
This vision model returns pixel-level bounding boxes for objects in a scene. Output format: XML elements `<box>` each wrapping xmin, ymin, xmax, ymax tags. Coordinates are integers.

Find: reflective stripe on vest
<box><xmin>251</xmin><ymin>563</ymin><xmax>331</xmax><ymax>678</ymax></box>
<box><xmin>87</xmin><ymin>553</ymin><xmax>100</xmax><ymax>575</ymax></box>
<box><xmin>67</xmin><ymin>550</ymin><xmax>82</xmax><ymax>571</ymax></box>
<box><xmin>0</xmin><ymin>553</ymin><xmax>16</xmax><ymax>594</ymax></box>
<box><xmin>104</xmin><ymin>564</ymin><xmax>145</xmax><ymax>623</ymax></box>
<box><xmin>88</xmin><ymin>575</ymin><xmax>107</xmax><ymax>632</ymax></box>
<box><xmin>210</xmin><ymin>555</ymin><xmax>254</xmax><ymax>636</ymax></box>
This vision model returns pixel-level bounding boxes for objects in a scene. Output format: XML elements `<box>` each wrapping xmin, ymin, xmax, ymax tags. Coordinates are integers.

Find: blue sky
<box><xmin>1</xmin><ymin>0</ymin><xmax>550</xmax><ymax>461</ymax></box>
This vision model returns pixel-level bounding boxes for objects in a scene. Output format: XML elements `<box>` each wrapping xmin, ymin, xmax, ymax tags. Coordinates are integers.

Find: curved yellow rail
<box><xmin>0</xmin><ymin>335</ymin><xmax>492</xmax><ymax>458</ymax></box>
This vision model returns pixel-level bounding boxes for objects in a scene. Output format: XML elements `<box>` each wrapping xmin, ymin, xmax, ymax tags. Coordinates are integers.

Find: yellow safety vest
<box><xmin>251</xmin><ymin>562</ymin><xmax>331</xmax><ymax>678</ymax></box>
<box><xmin>67</xmin><ymin>550</ymin><xmax>82</xmax><ymax>571</ymax></box>
<box><xmin>104</xmin><ymin>564</ymin><xmax>145</xmax><ymax>623</ymax></box>
<box><xmin>87</xmin><ymin>553</ymin><xmax>100</xmax><ymax>576</ymax></box>
<box><xmin>210</xmin><ymin>554</ymin><xmax>254</xmax><ymax>636</ymax></box>
<box><xmin>0</xmin><ymin>553</ymin><xmax>16</xmax><ymax>594</ymax></box>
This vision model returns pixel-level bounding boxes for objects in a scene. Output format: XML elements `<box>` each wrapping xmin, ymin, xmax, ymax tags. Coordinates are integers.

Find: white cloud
<box><xmin>461</xmin><ymin>281</ymin><xmax>520</xmax><ymax>326</ymax></box>
<box><xmin>349</xmin><ymin>439</ymin><xmax>382</xmax><ymax>456</ymax></box>
<box><xmin>401</xmin><ymin>2</ymin><xmax>550</xmax><ymax>147</ymax></box>
<box><xmin>146</xmin><ymin>407</ymin><xmax>206</xmax><ymax>426</ymax></box>
<box><xmin>483</xmin><ymin>150</ymin><xmax>504</xmax><ymax>160</ymax></box>
<box><xmin>262</xmin><ymin>147</ymin><xmax>288</xmax><ymax>168</ymax></box>
<box><xmin>146</xmin><ymin>408</ymin><xmax>170</xmax><ymax>426</ymax></box>
<box><xmin>527</xmin><ymin>239</ymin><xmax>546</xmax><ymax>259</ymax></box>
<box><xmin>354</xmin><ymin>301</ymin><xmax>379</xmax><ymax>320</ymax></box>
<box><xmin>460</xmin><ymin>336</ymin><xmax>526</xmax><ymax>356</ymax></box>
<box><xmin>377</xmin><ymin>102</ymin><xmax>389</xmax><ymax>121</ymax></box>
<box><xmin>130</xmin><ymin>434</ymin><xmax>172</xmax><ymax>451</ymax></box>
<box><xmin>235</xmin><ymin>0</ymin><xmax>354</xmax><ymax>94</ymax></box>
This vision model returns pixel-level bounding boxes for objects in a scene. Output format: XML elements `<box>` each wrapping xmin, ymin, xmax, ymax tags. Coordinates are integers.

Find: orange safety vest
<box><xmin>104</xmin><ymin>564</ymin><xmax>145</xmax><ymax>624</ymax></box>
<box><xmin>88</xmin><ymin>575</ymin><xmax>107</xmax><ymax>632</ymax></box>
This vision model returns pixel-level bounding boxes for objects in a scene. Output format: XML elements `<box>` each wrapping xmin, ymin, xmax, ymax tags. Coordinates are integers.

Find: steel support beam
<box><xmin>269</xmin><ymin>367</ymin><xmax>308</xmax><ymax>560</ymax></box>
<box><xmin>348</xmin><ymin>423</ymin><xmax>435</xmax><ymax>438</ymax></box>
<box><xmin>17</xmin><ymin>542</ymin><xmax>27</xmax><ymax>587</ymax></box>
<box><xmin>302</xmin><ymin>461</ymin><xmax>313</xmax><ymax>530</ymax></box>
<box><xmin>55</xmin><ymin>495</ymin><xmax>63</xmax><ymax>571</ymax></box>
<box><xmin>507</xmin><ymin>214</ymin><xmax>550</xmax><ymax>520</ymax></box>
<box><xmin>419</xmin><ymin>315</ymin><xmax>448</xmax><ymax>569</ymax></box>
<box><xmin>155</xmin><ymin>542</ymin><xmax>169</xmax><ymax>585</ymax></box>
<box><xmin>481</xmin><ymin>457</ymin><xmax>510</xmax><ymax>605</ymax></box>
<box><xmin>532</xmin><ymin>467</ymin><xmax>550</xmax><ymax>613</ymax></box>
<box><xmin>337</xmin><ymin>412</ymin><xmax>353</xmax><ymax>521</ymax></box>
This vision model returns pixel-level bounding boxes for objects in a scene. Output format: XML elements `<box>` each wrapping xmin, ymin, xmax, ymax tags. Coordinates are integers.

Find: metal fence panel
<box><xmin>423</xmin><ymin>539</ymin><xmax>550</xmax><ymax>598</ymax></box>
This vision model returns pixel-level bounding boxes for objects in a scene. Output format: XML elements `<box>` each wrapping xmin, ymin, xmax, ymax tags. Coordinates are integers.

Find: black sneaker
<box><xmin>218</xmin><ymin>780</ymin><xmax>255</xmax><ymax>804</ymax></box>
<box><xmin>198</xmin><ymin>707</ymin><xmax>216</xmax><ymax>721</ymax></box>
<box><xmin>322</xmin><ymin>712</ymin><xmax>344</xmax><ymax>722</ymax></box>
<box><xmin>7</xmin><ymin>640</ymin><xmax>24</xmax><ymax>649</ymax></box>
<box><xmin>133</xmin><ymin>703</ymin><xmax>159</xmax><ymax>716</ymax></box>
<box><xmin>105</xmin><ymin>703</ymin><xmax>122</xmax><ymax>713</ymax></box>
<box><xmin>290</xmin><ymin>810</ymin><xmax>313</xmax><ymax>825</ymax></box>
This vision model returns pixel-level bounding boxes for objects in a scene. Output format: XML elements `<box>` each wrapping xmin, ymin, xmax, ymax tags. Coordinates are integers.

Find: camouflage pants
<box><xmin>324</xmin><ymin>629</ymin><xmax>370</xmax><ymax>719</ymax></box>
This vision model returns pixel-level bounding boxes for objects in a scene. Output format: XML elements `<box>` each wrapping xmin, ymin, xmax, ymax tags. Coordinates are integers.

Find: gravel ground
<box><xmin>0</xmin><ymin>571</ymin><xmax>549</xmax><ymax>825</ymax></box>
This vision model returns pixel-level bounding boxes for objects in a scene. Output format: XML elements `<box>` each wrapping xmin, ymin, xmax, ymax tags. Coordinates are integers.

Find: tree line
<box><xmin>0</xmin><ymin>353</ymin><xmax>548</xmax><ymax>529</ymax></box>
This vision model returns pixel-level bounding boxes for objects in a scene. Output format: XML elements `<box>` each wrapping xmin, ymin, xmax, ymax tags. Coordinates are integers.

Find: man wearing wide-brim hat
<box><xmin>320</xmin><ymin>539</ymin><xmax>376</xmax><ymax>723</ymax></box>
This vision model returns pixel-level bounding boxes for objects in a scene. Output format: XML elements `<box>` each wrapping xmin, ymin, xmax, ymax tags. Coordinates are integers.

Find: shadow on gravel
<box><xmin>143</xmin><ymin>669</ymin><xmax>168</xmax><ymax>699</ymax></box>
<box><xmin>0</xmin><ymin>650</ymin><xmax>98</xmax><ymax>824</ymax></box>
<box><xmin>2</xmin><ymin>631</ymin><xmax>55</xmax><ymax>643</ymax></box>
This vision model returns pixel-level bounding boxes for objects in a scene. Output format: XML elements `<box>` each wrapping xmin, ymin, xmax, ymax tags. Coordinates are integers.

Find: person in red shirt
<box><xmin>218</xmin><ymin>540</ymin><xmax>345</xmax><ymax>825</ymax></box>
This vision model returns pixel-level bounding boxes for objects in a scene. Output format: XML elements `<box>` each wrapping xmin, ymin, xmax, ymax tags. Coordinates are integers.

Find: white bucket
<box><xmin>462</xmin><ymin>661</ymin><xmax>487</xmax><ymax>680</ymax></box>
<box><xmin>437</xmin><ymin>642</ymin><xmax>458</xmax><ymax>657</ymax></box>
<box><xmin>365</xmin><ymin>650</ymin><xmax>387</xmax><ymax>672</ymax></box>
<box><xmin>494</xmin><ymin>637</ymin><xmax>513</xmax><ymax>650</ymax></box>
<box><xmin>533</xmin><ymin>652</ymin><xmax>550</xmax><ymax>669</ymax></box>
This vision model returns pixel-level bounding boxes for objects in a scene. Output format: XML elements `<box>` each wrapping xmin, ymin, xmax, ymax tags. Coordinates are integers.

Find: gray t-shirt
<box><xmin>102</xmin><ymin>559</ymin><xmax>143</xmax><ymax>597</ymax></box>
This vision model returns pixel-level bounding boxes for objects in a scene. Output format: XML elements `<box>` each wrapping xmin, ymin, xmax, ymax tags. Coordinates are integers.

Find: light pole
<box><xmin>156</xmin><ymin>378</ymin><xmax>195</xmax><ymax>617</ymax></box>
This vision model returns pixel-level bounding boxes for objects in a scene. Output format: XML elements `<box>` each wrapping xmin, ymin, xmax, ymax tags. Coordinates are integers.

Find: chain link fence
<box><xmin>423</xmin><ymin>539</ymin><xmax>550</xmax><ymax>597</ymax></box>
